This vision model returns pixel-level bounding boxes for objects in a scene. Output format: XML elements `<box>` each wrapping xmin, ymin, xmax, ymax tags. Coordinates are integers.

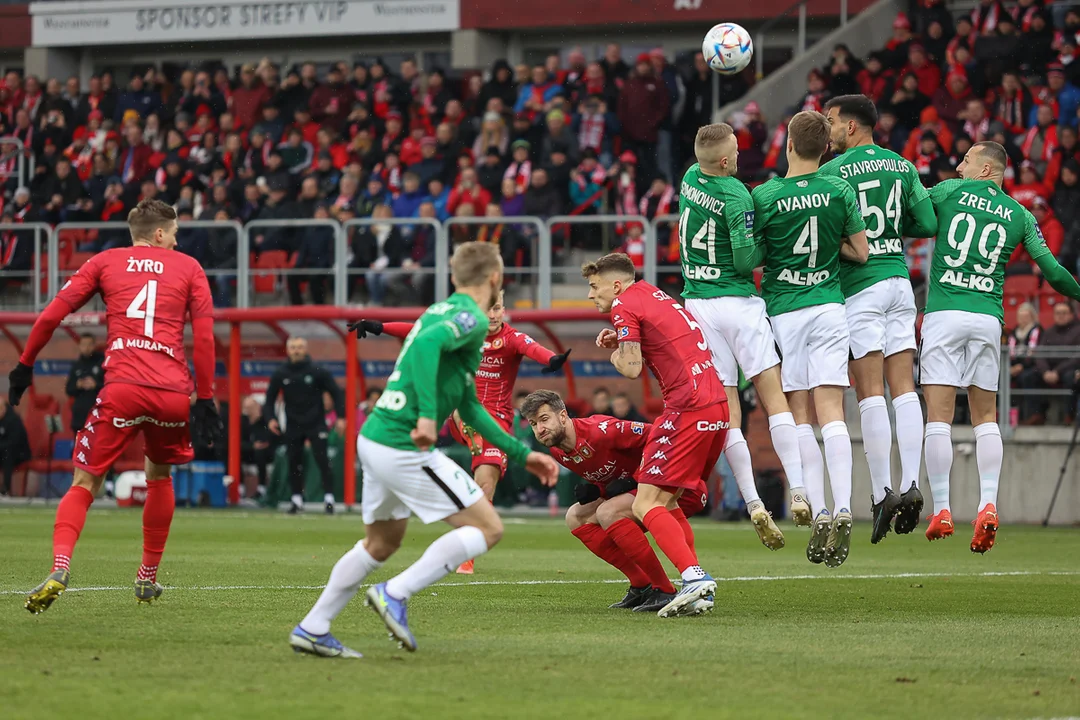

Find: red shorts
<box><xmin>449</xmin><ymin>414</ymin><xmax>512</xmax><ymax>476</ymax></box>
<box><xmin>618</xmin><ymin>479</ymin><xmax>708</xmax><ymax>516</ymax></box>
<box><xmin>635</xmin><ymin>404</ymin><xmax>728</xmax><ymax>492</ymax></box>
<box><xmin>74</xmin><ymin>383</ymin><xmax>193</xmax><ymax>476</ymax></box>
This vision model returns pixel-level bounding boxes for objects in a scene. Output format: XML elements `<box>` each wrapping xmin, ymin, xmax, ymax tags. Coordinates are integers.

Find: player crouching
<box><xmin>522</xmin><ymin>390</ymin><xmax>710</xmax><ymax>615</ymax></box>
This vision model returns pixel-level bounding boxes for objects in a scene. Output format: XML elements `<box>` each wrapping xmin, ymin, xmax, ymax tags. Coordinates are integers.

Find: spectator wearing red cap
<box><xmin>904</xmin><ymin>106</ymin><xmax>954</xmax><ymax>164</ymax></box>
<box><xmin>617</xmin><ymin>54</ymin><xmax>669</xmax><ymax>190</ymax></box>
<box><xmin>1031</xmin><ymin>65</ymin><xmax>1080</xmax><ymax>128</ymax></box>
<box><xmin>901</xmin><ymin>44</ymin><xmax>942</xmax><ymax>97</ymax></box>
<box><xmin>882</xmin><ymin>13</ymin><xmax>914</xmax><ymax>70</ymax></box>
<box><xmin>932</xmin><ymin>69</ymin><xmax>973</xmax><ymax>132</ymax></box>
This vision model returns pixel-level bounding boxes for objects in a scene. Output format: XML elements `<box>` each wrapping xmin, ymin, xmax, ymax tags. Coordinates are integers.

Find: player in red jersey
<box><xmin>348</xmin><ymin>290</ymin><xmax>569</xmax><ymax>573</ymax></box>
<box><xmin>520</xmin><ymin>389</ymin><xmax>709</xmax><ymax>614</ymax></box>
<box><xmin>9</xmin><ymin>199</ymin><xmax>220</xmax><ymax>614</ymax></box>
<box><xmin>583</xmin><ymin>252</ymin><xmax>727</xmax><ymax>618</ymax></box>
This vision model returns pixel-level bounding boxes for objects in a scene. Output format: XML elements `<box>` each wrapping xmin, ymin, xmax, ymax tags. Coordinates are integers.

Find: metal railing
<box><xmin>343</xmin><ymin>217</ymin><xmax>445</xmax><ymax>305</ymax></box>
<box><xmin>448</xmin><ymin>216</ymin><xmax>546</xmax><ymax>306</ymax></box>
<box><xmin>0</xmin><ymin>136</ymin><xmax>32</xmax><ymax>189</ymax></box>
<box><xmin>241</xmin><ymin>219</ymin><xmax>345</xmax><ymax>308</ymax></box>
<box><xmin>0</xmin><ymin>222</ymin><xmax>50</xmax><ymax>311</ymax></box>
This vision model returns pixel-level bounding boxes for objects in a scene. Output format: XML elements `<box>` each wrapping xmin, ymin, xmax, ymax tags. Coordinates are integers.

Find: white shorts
<box><xmin>358</xmin><ymin>435</ymin><xmax>484</xmax><ymax>525</ymax></box>
<box><xmin>684</xmin><ymin>296</ymin><xmax>780</xmax><ymax>385</ymax></box>
<box><xmin>770</xmin><ymin>303</ymin><xmax>851</xmax><ymax>392</ymax></box>
<box><xmin>845</xmin><ymin>277</ymin><xmax>918</xmax><ymax>360</ymax></box>
<box><xmin>919</xmin><ymin>310</ymin><xmax>1002</xmax><ymax>391</ymax></box>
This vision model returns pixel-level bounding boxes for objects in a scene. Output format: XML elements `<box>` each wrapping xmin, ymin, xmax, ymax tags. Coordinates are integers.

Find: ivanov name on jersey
<box><xmin>681</xmin><ymin>182</ymin><xmax>725</xmax><ymax>214</ymax></box>
<box><xmin>776</xmin><ymin>193</ymin><xmax>831</xmax><ymax>213</ymax></box>
<box><xmin>837</xmin><ymin>157</ymin><xmax>907</xmax><ymax>179</ymax></box>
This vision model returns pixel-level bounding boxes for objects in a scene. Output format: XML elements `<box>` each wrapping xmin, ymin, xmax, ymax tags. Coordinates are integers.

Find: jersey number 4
<box><xmin>126</xmin><ymin>280</ymin><xmax>158</xmax><ymax>338</ymax></box>
<box><xmin>678</xmin><ymin>208</ymin><xmax>717</xmax><ymax>264</ymax></box>
<box><xmin>793</xmin><ymin>217</ymin><xmax>819</xmax><ymax>268</ymax></box>
<box><xmin>857</xmin><ymin>179</ymin><xmax>902</xmax><ymax>239</ymax></box>
<box><xmin>944</xmin><ymin>213</ymin><xmax>1007</xmax><ymax>275</ymax></box>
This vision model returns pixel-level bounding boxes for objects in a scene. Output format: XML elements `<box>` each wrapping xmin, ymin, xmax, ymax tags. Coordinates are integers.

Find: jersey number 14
<box><xmin>678</xmin><ymin>208</ymin><xmax>717</xmax><ymax>264</ymax></box>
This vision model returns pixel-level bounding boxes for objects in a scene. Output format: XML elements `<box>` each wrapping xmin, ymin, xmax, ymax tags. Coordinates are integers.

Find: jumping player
<box><xmin>821</xmin><ymin>95</ymin><xmax>939</xmax><ymax>543</ymax></box>
<box><xmin>289</xmin><ymin>242</ymin><xmax>559</xmax><ymax>658</ymax></box>
<box><xmin>521</xmin><ymin>389</ymin><xmax>709</xmax><ymax>614</ymax></box>
<box><xmin>751</xmin><ymin>110</ymin><xmax>868</xmax><ymax>567</ymax></box>
<box><xmin>349</xmin><ymin>290</ymin><xmax>569</xmax><ymax>573</ymax></box>
<box><xmin>921</xmin><ymin>141</ymin><xmax>1080</xmax><ymax>552</ymax></box>
<box><xmin>677</xmin><ymin>122</ymin><xmax>810</xmax><ymax>552</ymax></box>
<box><xmin>9</xmin><ymin>199</ymin><xmax>221</xmax><ymax>613</ymax></box>
<box><xmin>584</xmin><ymin>252</ymin><xmax>726</xmax><ymax>618</ymax></box>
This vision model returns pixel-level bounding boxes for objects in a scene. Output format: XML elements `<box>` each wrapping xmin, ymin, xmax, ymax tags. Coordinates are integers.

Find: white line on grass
<box><xmin>3</xmin><ymin>570</ymin><xmax>1078</xmax><ymax>596</ymax></box>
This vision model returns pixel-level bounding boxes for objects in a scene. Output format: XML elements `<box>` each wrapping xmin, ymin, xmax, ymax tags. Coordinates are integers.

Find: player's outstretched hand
<box><xmin>604</xmin><ymin>477</ymin><xmax>637</xmax><ymax>498</ymax></box>
<box><xmin>542</xmin><ymin>348</ymin><xmax>572</xmax><ymax>375</ymax></box>
<box><xmin>526</xmin><ymin>452</ymin><xmax>560</xmax><ymax>487</ymax></box>
<box><xmin>346</xmin><ymin>319</ymin><xmax>384</xmax><ymax>339</ymax></box>
<box><xmin>596</xmin><ymin>329</ymin><xmax>619</xmax><ymax>349</ymax></box>
<box><xmin>574</xmin><ymin>482</ymin><xmax>601</xmax><ymax>504</ymax></box>
<box><xmin>411</xmin><ymin>417</ymin><xmax>438</xmax><ymax>450</ymax></box>
<box><xmin>7</xmin><ymin>362</ymin><xmax>33</xmax><ymax>406</ymax></box>
<box><xmin>191</xmin><ymin>399</ymin><xmax>223</xmax><ymax>448</ymax></box>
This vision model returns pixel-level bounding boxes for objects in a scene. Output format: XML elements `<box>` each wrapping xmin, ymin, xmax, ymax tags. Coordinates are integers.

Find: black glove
<box><xmin>346</xmin><ymin>319</ymin><xmax>384</xmax><ymax>339</ymax></box>
<box><xmin>542</xmin><ymin>348</ymin><xmax>572</xmax><ymax>375</ymax></box>
<box><xmin>191</xmin><ymin>399</ymin><xmax>224</xmax><ymax>449</ymax></box>
<box><xmin>604</xmin><ymin>477</ymin><xmax>638</xmax><ymax>498</ymax></box>
<box><xmin>8</xmin><ymin>362</ymin><xmax>33</xmax><ymax>407</ymax></box>
<box><xmin>573</xmin><ymin>482</ymin><xmax>602</xmax><ymax>505</ymax></box>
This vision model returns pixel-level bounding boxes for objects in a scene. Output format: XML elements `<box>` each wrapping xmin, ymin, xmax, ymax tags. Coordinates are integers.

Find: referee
<box><xmin>264</xmin><ymin>337</ymin><xmax>346</xmax><ymax>514</ymax></box>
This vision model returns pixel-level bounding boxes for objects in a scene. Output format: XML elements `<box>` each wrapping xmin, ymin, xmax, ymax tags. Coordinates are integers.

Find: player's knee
<box><xmin>596</xmin><ymin>500</ymin><xmax>630</xmax><ymax>527</ymax></box>
<box><xmin>564</xmin><ymin>504</ymin><xmax>586</xmax><ymax>531</ymax></box>
<box><xmin>72</xmin><ymin>469</ymin><xmax>103</xmax><ymax>493</ymax></box>
<box><xmin>480</xmin><ymin>514</ymin><xmax>504</xmax><ymax>548</ymax></box>
<box><xmin>363</xmin><ymin>536</ymin><xmax>401</xmax><ymax>562</ymax></box>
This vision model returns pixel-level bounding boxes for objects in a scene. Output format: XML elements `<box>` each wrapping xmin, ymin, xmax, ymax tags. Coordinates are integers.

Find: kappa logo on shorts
<box><xmin>645</xmin><ymin>466</ymin><xmax>663</xmax><ymax>476</ymax></box>
<box><xmin>77</xmin><ymin>452</ymin><xmax>87</xmax><ymax>463</ymax></box>
<box><xmin>660</xmin><ymin>420</ymin><xmax>676</xmax><ymax>431</ymax></box>
<box><xmin>80</xmin><ymin>436</ymin><xmax>91</xmax><ymax>449</ymax></box>
<box><xmin>656</xmin><ymin>436</ymin><xmax>672</xmax><ymax>446</ymax></box>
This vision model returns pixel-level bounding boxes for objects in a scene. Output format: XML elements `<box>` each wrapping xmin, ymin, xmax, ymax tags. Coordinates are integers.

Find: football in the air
<box><xmin>702</xmin><ymin>22</ymin><xmax>753</xmax><ymax>75</ymax></box>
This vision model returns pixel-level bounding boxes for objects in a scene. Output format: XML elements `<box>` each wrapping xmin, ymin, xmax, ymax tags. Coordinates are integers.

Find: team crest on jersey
<box><xmin>580</xmin><ymin>446</ymin><xmax>593</xmax><ymax>459</ymax></box>
<box><xmin>491</xmin><ymin>338</ymin><xmax>504</xmax><ymax>350</ymax></box>
<box><xmin>797</xmin><ymin>180</ymin><xmax>808</xmax><ymax>188</ymax></box>
<box><xmin>618</xmin><ymin>327</ymin><xmax>630</xmax><ymax>339</ymax></box>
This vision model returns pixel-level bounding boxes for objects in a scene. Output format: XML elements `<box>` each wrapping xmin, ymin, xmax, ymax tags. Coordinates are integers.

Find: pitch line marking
<box><xmin>2</xmin><ymin>570</ymin><xmax>1078</xmax><ymax>596</ymax></box>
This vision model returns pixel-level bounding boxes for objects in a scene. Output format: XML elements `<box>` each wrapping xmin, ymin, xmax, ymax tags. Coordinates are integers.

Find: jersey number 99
<box><xmin>944</xmin><ymin>213</ymin><xmax>1007</xmax><ymax>276</ymax></box>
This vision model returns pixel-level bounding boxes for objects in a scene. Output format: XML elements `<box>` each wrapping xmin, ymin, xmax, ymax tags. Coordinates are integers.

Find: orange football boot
<box><xmin>925</xmin><ymin>510</ymin><xmax>954</xmax><ymax>541</ymax></box>
<box><xmin>455</xmin><ymin>559</ymin><xmax>475</xmax><ymax>575</ymax></box>
<box><xmin>970</xmin><ymin>504</ymin><xmax>999</xmax><ymax>554</ymax></box>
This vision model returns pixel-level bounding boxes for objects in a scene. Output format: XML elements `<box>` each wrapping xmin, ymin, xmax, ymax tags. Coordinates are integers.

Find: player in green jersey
<box><xmin>920</xmin><ymin>141</ymin><xmax>1080</xmax><ymax>553</ymax></box>
<box><xmin>678</xmin><ymin>123</ymin><xmax>811</xmax><ymax>551</ymax></box>
<box><xmin>290</xmin><ymin>243</ymin><xmax>559</xmax><ymax>658</ymax></box>
<box><xmin>752</xmin><ymin>110</ymin><xmax>869</xmax><ymax>568</ymax></box>
<box><xmin>822</xmin><ymin>95</ymin><xmax>939</xmax><ymax>543</ymax></box>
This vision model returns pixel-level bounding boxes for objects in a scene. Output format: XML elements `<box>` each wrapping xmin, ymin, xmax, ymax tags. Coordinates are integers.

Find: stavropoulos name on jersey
<box><xmin>837</xmin><ymin>158</ymin><xmax>907</xmax><ymax>179</ymax></box>
<box><xmin>681</xmin><ymin>182</ymin><xmax>725</xmax><ymax>215</ymax></box>
<box><xmin>776</xmin><ymin>193</ymin><xmax>831</xmax><ymax>213</ymax></box>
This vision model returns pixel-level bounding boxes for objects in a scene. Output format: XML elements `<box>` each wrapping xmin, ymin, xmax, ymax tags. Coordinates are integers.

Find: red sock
<box><xmin>571</xmin><ymin>524</ymin><xmax>651</xmax><ymax>588</ymax></box>
<box><xmin>605</xmin><ymin>518</ymin><xmax>676</xmax><ymax>594</ymax></box>
<box><xmin>53</xmin><ymin>486</ymin><xmax>94</xmax><ymax>572</ymax></box>
<box><xmin>641</xmin><ymin>507</ymin><xmax>698</xmax><ymax>574</ymax></box>
<box><xmin>138</xmin><ymin>479</ymin><xmax>175</xmax><ymax>583</ymax></box>
<box><xmin>669</xmin><ymin>507</ymin><xmax>696</xmax><ymax>556</ymax></box>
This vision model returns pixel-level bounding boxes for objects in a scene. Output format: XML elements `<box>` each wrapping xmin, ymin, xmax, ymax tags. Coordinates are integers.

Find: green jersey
<box><xmin>818</xmin><ymin>144</ymin><xmax>929</xmax><ymax>297</ymax></box>
<box><xmin>677</xmin><ymin>165</ymin><xmax>757</xmax><ymax>299</ymax></box>
<box><xmin>926</xmin><ymin>178</ymin><xmax>1049</xmax><ymax>323</ymax></box>
<box><xmin>361</xmin><ymin>293</ymin><xmax>531</xmax><ymax>464</ymax></box>
<box><xmin>751</xmin><ymin>172</ymin><xmax>866</xmax><ymax>316</ymax></box>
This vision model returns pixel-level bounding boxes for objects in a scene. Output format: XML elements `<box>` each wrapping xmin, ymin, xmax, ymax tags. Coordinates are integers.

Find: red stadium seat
<box><xmin>253</xmin><ymin>251</ymin><xmax>289</xmax><ymax>294</ymax></box>
<box><xmin>1003</xmin><ymin>274</ymin><xmax>1039</xmax><ymax>298</ymax></box>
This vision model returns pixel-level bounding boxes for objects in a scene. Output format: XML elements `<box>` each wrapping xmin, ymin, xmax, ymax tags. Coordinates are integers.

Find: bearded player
<box><xmin>521</xmin><ymin>389</ymin><xmax>710</xmax><ymax>614</ymax></box>
<box><xmin>921</xmin><ymin>141</ymin><xmax>1080</xmax><ymax>552</ymax></box>
<box><xmin>348</xmin><ymin>290</ymin><xmax>569</xmax><ymax>574</ymax></box>
<box><xmin>9</xmin><ymin>199</ymin><xmax>221</xmax><ymax>613</ymax></box>
<box><xmin>821</xmin><ymin>95</ymin><xmax>939</xmax><ymax>543</ymax></box>
<box><xmin>585</xmin><ymin>252</ymin><xmax>726</xmax><ymax>618</ymax></box>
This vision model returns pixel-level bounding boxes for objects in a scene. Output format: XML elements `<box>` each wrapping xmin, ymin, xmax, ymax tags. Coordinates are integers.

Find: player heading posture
<box><xmin>10</xmin><ymin>199</ymin><xmax>220</xmax><ymax>613</ymax></box>
<box><xmin>290</xmin><ymin>242</ymin><xmax>559</xmax><ymax>657</ymax></box>
<box><xmin>752</xmin><ymin>111</ymin><xmax>869</xmax><ymax>567</ymax></box>
<box><xmin>522</xmin><ymin>389</ymin><xmax>710</xmax><ymax>614</ymax></box>
<box><xmin>585</xmin><ymin>252</ymin><xmax>726</xmax><ymax>617</ymax></box>
<box><xmin>677</xmin><ymin>122</ymin><xmax>810</xmax><ymax>551</ymax></box>
<box><xmin>921</xmin><ymin>142</ymin><xmax>1080</xmax><ymax>552</ymax></box>
<box><xmin>349</xmin><ymin>290</ymin><xmax>569</xmax><ymax>574</ymax></box>
<box><xmin>821</xmin><ymin>95</ymin><xmax>939</xmax><ymax>542</ymax></box>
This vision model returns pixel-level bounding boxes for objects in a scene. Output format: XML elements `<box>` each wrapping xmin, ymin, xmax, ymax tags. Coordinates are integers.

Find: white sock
<box><xmin>324</xmin><ymin>493</ymin><xmax>335</xmax><ymax>505</ymax></box>
<box><xmin>385</xmin><ymin>526</ymin><xmax>489</xmax><ymax>601</ymax></box>
<box><xmin>724</xmin><ymin>428</ymin><xmax>760</xmax><ymax>506</ymax></box>
<box><xmin>821</xmin><ymin>421</ymin><xmax>853</xmax><ymax>513</ymax></box>
<box><xmin>859</xmin><ymin>396</ymin><xmax>893</xmax><ymax>504</ymax></box>
<box><xmin>300</xmin><ymin>542</ymin><xmax>382</xmax><ymax>635</ymax></box>
<box><xmin>291</xmin><ymin>493</ymin><xmax>304</xmax><ymax>507</ymax></box>
<box><xmin>924</xmin><ymin>422</ymin><xmax>952</xmax><ymax>514</ymax></box>
<box><xmin>892</xmin><ymin>392</ymin><xmax>924</xmax><ymax>493</ymax></box>
<box><xmin>973</xmin><ymin>422</ymin><xmax>1003</xmax><ymax>512</ymax></box>
<box><xmin>797</xmin><ymin>424</ymin><xmax>827</xmax><ymax>515</ymax></box>
<box><xmin>681</xmin><ymin>565</ymin><xmax>707</xmax><ymax>582</ymax></box>
<box><xmin>768</xmin><ymin>412</ymin><xmax>804</xmax><ymax>492</ymax></box>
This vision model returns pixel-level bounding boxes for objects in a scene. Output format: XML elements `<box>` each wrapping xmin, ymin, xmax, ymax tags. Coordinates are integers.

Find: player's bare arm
<box><xmin>611</xmin><ymin>342</ymin><xmax>643</xmax><ymax>379</ymax></box>
<box><xmin>840</xmin><ymin>229</ymin><xmax>870</xmax><ymax>264</ymax></box>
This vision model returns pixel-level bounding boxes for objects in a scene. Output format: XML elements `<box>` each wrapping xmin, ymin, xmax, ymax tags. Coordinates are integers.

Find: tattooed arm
<box><xmin>611</xmin><ymin>341</ymin><xmax>643</xmax><ymax>379</ymax></box>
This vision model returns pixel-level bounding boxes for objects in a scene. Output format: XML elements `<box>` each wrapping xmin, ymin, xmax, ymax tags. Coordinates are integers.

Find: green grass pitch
<box><xmin>1</xmin><ymin>507</ymin><xmax>1078</xmax><ymax>719</ymax></box>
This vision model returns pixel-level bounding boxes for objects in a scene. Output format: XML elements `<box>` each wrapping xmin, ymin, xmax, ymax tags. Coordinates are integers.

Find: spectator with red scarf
<box><xmin>638</xmin><ymin>176</ymin><xmax>675</xmax><ymax>220</ymax></box>
<box><xmin>910</xmin><ymin>131</ymin><xmax>944</xmax><ymax>186</ymax></box>
<box><xmin>572</xmin><ymin>94</ymin><xmax>620</xmax><ymax>166</ymax></box>
<box><xmin>901</xmin><ymin>44</ymin><xmax>942</xmax><ymax>97</ymax></box>
<box><xmin>970</xmin><ymin>0</ymin><xmax>1009</xmax><ymax>34</ymax></box>
<box><xmin>513</xmin><ymin>65</ymin><xmax>562</xmax><ymax>120</ymax></box>
<box><xmin>960</xmin><ymin>99</ymin><xmax>991</xmax><ymax>142</ymax></box>
<box><xmin>799</xmin><ymin>69</ymin><xmax>831</xmax><ymax>113</ymax></box>
<box><xmin>1021</xmin><ymin>104</ymin><xmax>1059</xmax><ymax>176</ymax></box>
<box><xmin>989</xmin><ymin>71</ymin><xmax>1033</xmax><ymax>135</ymax></box>
<box><xmin>857</xmin><ymin>53</ymin><xmax>893</xmax><ymax>104</ymax></box>
<box><xmin>933</xmin><ymin>70</ymin><xmax>974</xmax><ymax>132</ymax></box>
<box><xmin>946</xmin><ymin>16</ymin><xmax>977</xmax><ymax>67</ymax></box>
<box><xmin>1009</xmin><ymin>161</ymin><xmax>1051</xmax><ymax>207</ymax></box>
<box><xmin>904</xmin><ymin>106</ymin><xmax>954</xmax><ymax>161</ymax></box>
<box><xmin>1030</xmin><ymin>65</ymin><xmax>1080</xmax><ymax>128</ymax></box>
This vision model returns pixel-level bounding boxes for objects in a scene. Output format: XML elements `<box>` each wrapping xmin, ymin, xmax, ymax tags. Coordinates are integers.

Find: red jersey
<box><xmin>29</xmin><ymin>246</ymin><xmax>214</xmax><ymax>396</ymax></box>
<box><xmin>549</xmin><ymin>415</ymin><xmax>648</xmax><ymax>489</ymax></box>
<box><xmin>610</xmin><ymin>281</ymin><xmax>724</xmax><ymax>412</ymax></box>
<box><xmin>383</xmin><ymin>320</ymin><xmax>556</xmax><ymax>422</ymax></box>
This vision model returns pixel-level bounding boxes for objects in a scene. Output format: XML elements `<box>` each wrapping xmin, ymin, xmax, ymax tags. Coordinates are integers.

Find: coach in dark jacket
<box><xmin>263</xmin><ymin>337</ymin><xmax>345</xmax><ymax>514</ymax></box>
<box><xmin>65</xmin><ymin>334</ymin><xmax>104</xmax><ymax>432</ymax></box>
